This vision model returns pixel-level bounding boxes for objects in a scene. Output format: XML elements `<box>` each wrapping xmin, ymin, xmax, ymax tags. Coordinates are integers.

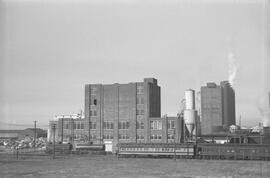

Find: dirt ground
<box><xmin>0</xmin><ymin>155</ymin><xmax>270</xmax><ymax>178</ymax></box>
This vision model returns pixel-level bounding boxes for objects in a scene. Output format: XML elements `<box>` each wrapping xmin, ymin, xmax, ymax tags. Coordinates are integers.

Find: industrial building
<box><xmin>84</xmin><ymin>78</ymin><xmax>189</xmax><ymax>152</ymax></box>
<box><xmin>200</xmin><ymin>81</ymin><xmax>236</xmax><ymax>135</ymax></box>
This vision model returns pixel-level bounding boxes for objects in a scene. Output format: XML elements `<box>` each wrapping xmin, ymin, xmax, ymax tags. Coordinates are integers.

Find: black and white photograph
<box><xmin>0</xmin><ymin>0</ymin><xmax>270</xmax><ymax>177</ymax></box>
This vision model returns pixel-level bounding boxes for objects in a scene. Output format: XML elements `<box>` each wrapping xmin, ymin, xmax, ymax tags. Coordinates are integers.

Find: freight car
<box><xmin>75</xmin><ymin>143</ymin><xmax>105</xmax><ymax>151</ymax></box>
<box><xmin>117</xmin><ymin>143</ymin><xmax>195</xmax><ymax>158</ymax></box>
<box><xmin>45</xmin><ymin>143</ymin><xmax>72</xmax><ymax>154</ymax></box>
<box><xmin>196</xmin><ymin>143</ymin><xmax>270</xmax><ymax>160</ymax></box>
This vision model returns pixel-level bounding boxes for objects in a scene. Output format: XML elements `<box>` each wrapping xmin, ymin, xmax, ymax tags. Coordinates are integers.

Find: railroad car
<box><xmin>75</xmin><ymin>143</ymin><xmax>105</xmax><ymax>151</ymax></box>
<box><xmin>45</xmin><ymin>143</ymin><xmax>72</xmax><ymax>154</ymax></box>
<box><xmin>117</xmin><ymin>143</ymin><xmax>195</xmax><ymax>158</ymax></box>
<box><xmin>197</xmin><ymin>143</ymin><xmax>270</xmax><ymax>160</ymax></box>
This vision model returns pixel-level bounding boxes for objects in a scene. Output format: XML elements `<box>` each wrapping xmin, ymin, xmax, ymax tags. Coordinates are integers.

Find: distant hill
<box><xmin>0</xmin><ymin>121</ymin><xmax>48</xmax><ymax>130</ymax></box>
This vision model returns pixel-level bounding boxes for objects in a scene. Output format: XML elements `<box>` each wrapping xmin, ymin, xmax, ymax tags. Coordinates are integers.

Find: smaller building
<box><xmin>48</xmin><ymin>113</ymin><xmax>86</xmax><ymax>143</ymax></box>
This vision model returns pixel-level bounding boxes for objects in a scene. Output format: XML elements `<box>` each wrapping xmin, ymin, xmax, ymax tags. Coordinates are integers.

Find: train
<box><xmin>117</xmin><ymin>143</ymin><xmax>270</xmax><ymax>161</ymax></box>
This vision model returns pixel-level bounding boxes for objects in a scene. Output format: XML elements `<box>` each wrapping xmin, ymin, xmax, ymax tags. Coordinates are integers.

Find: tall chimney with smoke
<box><xmin>261</xmin><ymin>0</ymin><xmax>270</xmax><ymax>128</ymax></box>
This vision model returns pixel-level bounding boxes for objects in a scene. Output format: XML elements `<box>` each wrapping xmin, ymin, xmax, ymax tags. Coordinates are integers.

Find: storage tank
<box><xmin>185</xmin><ymin>89</ymin><xmax>195</xmax><ymax>110</ymax></box>
<box><xmin>183</xmin><ymin>110</ymin><xmax>197</xmax><ymax>136</ymax></box>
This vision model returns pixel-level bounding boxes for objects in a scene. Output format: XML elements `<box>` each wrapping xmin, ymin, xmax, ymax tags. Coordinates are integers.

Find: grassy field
<box><xmin>1</xmin><ymin>154</ymin><xmax>270</xmax><ymax>178</ymax></box>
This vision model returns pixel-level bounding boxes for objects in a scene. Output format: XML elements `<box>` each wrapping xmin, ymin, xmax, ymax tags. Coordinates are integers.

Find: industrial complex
<box><xmin>46</xmin><ymin>78</ymin><xmax>270</xmax><ymax>158</ymax></box>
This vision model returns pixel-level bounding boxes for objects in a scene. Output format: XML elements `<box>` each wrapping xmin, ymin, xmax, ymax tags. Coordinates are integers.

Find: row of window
<box><xmin>88</xmin><ymin>121</ymin><xmax>174</xmax><ymax>130</ymax></box>
<box><xmin>63</xmin><ymin>123</ymin><xmax>84</xmax><ymax>130</ymax></box>
<box><xmin>150</xmin><ymin>134</ymin><xmax>162</xmax><ymax>140</ymax></box>
<box><xmin>150</xmin><ymin>120</ymin><xmax>162</xmax><ymax>130</ymax></box>
<box><xmin>91</xmin><ymin>87</ymin><xmax>144</xmax><ymax>95</ymax></box>
<box><xmin>136</xmin><ymin>109</ymin><xmax>144</xmax><ymax>115</ymax></box>
<box><xmin>119</xmin><ymin>121</ymin><xmax>130</xmax><ymax>130</ymax></box>
<box><xmin>103</xmin><ymin>121</ymin><xmax>114</xmax><ymax>129</ymax></box>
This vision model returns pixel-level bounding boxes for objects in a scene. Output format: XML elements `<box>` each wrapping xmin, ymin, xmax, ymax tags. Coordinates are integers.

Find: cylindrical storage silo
<box><xmin>183</xmin><ymin>110</ymin><xmax>197</xmax><ymax>135</ymax></box>
<box><xmin>185</xmin><ymin>89</ymin><xmax>195</xmax><ymax>110</ymax></box>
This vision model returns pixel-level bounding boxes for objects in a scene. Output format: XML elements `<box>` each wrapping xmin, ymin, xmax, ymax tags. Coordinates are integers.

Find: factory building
<box><xmin>200</xmin><ymin>81</ymin><xmax>235</xmax><ymax>135</ymax></box>
<box><xmin>84</xmin><ymin>78</ymin><xmax>161</xmax><ymax>152</ymax></box>
<box><xmin>47</xmin><ymin>113</ymin><xmax>86</xmax><ymax>143</ymax></box>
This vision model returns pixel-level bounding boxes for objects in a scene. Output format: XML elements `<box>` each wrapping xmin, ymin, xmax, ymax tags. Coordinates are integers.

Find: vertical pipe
<box><xmin>34</xmin><ymin>120</ymin><xmax>37</xmax><ymax>148</ymax></box>
<box><xmin>53</xmin><ymin>124</ymin><xmax>56</xmax><ymax>159</ymax></box>
<box><xmin>61</xmin><ymin>118</ymin><xmax>64</xmax><ymax>143</ymax></box>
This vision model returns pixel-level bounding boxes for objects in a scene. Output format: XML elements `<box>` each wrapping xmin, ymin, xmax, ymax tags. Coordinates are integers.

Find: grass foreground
<box><xmin>1</xmin><ymin>154</ymin><xmax>270</xmax><ymax>178</ymax></box>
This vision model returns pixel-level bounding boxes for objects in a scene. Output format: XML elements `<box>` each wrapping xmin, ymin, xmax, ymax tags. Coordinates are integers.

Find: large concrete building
<box><xmin>200</xmin><ymin>81</ymin><xmax>235</xmax><ymax>135</ymax></box>
<box><xmin>84</xmin><ymin>78</ymin><xmax>161</xmax><ymax>151</ymax></box>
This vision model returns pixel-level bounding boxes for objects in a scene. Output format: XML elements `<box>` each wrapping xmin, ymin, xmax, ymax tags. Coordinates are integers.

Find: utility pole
<box><xmin>174</xmin><ymin>128</ymin><xmax>176</xmax><ymax>161</ymax></box>
<box><xmin>52</xmin><ymin>123</ymin><xmax>56</xmax><ymax>159</ymax></box>
<box><xmin>61</xmin><ymin>118</ymin><xmax>64</xmax><ymax>143</ymax></box>
<box><xmin>34</xmin><ymin>121</ymin><xmax>37</xmax><ymax>148</ymax></box>
<box><xmin>72</xmin><ymin>118</ymin><xmax>74</xmax><ymax>150</ymax></box>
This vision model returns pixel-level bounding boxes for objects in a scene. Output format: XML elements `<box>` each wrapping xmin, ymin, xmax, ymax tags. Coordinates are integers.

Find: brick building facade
<box><xmin>200</xmin><ymin>81</ymin><xmax>235</xmax><ymax>135</ymax></box>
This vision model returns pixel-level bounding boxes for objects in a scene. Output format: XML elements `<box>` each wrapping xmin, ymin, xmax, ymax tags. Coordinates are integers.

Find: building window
<box><xmin>90</xmin><ymin>134</ymin><xmax>97</xmax><ymax>140</ymax></box>
<box><xmin>93</xmin><ymin>99</ymin><xmax>97</xmax><ymax>105</ymax></box>
<box><xmin>90</xmin><ymin>121</ymin><xmax>96</xmax><ymax>129</ymax></box>
<box><xmin>81</xmin><ymin>123</ymin><xmax>84</xmax><ymax>129</ymax></box>
<box><xmin>137</xmin><ymin>86</ymin><xmax>144</xmax><ymax>94</ymax></box>
<box><xmin>119</xmin><ymin>134</ymin><xmax>129</xmax><ymax>140</ymax></box>
<box><xmin>103</xmin><ymin>121</ymin><xmax>114</xmax><ymax>130</ymax></box>
<box><xmin>103</xmin><ymin>134</ymin><xmax>113</xmax><ymax>140</ymax></box>
<box><xmin>75</xmin><ymin>123</ymin><xmax>80</xmax><ymax>129</ymax></box>
<box><xmin>167</xmin><ymin>134</ymin><xmax>174</xmax><ymax>140</ymax></box>
<box><xmin>150</xmin><ymin>134</ymin><xmax>162</xmax><ymax>140</ymax></box>
<box><xmin>137</xmin><ymin>97</ymin><xmax>144</xmax><ymax>104</ymax></box>
<box><xmin>136</xmin><ymin>121</ymin><xmax>144</xmax><ymax>129</ymax></box>
<box><xmin>136</xmin><ymin>135</ymin><xmax>144</xmax><ymax>140</ymax></box>
<box><xmin>167</xmin><ymin>120</ymin><xmax>175</xmax><ymax>130</ymax></box>
<box><xmin>90</xmin><ymin>87</ymin><xmax>97</xmax><ymax>95</ymax></box>
<box><xmin>150</xmin><ymin>120</ymin><xmax>162</xmax><ymax>130</ymax></box>
<box><xmin>90</xmin><ymin>110</ymin><xmax>97</xmax><ymax>117</ymax></box>
<box><xmin>119</xmin><ymin>121</ymin><xmax>129</xmax><ymax>130</ymax></box>
<box><xmin>136</xmin><ymin>109</ymin><xmax>144</xmax><ymax>116</ymax></box>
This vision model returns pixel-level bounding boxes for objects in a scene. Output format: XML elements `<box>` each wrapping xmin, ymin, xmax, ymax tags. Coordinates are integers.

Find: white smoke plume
<box><xmin>228</xmin><ymin>52</ymin><xmax>238</xmax><ymax>87</ymax></box>
<box><xmin>259</xmin><ymin>0</ymin><xmax>270</xmax><ymax>127</ymax></box>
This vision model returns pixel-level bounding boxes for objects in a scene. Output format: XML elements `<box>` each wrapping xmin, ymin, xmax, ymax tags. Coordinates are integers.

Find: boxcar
<box><xmin>197</xmin><ymin>143</ymin><xmax>270</xmax><ymax>160</ymax></box>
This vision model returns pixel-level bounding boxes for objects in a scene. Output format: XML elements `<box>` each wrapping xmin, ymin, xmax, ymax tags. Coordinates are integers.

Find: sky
<box><xmin>0</xmin><ymin>0</ymin><xmax>269</xmax><ymax>129</ymax></box>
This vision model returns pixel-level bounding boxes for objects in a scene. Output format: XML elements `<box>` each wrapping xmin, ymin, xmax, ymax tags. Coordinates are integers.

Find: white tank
<box><xmin>185</xmin><ymin>89</ymin><xmax>195</xmax><ymax>110</ymax></box>
<box><xmin>183</xmin><ymin>110</ymin><xmax>197</xmax><ymax>135</ymax></box>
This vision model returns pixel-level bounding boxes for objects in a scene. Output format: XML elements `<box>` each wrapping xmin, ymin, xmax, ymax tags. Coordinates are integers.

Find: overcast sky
<box><xmin>0</xmin><ymin>0</ymin><xmax>269</xmax><ymax>128</ymax></box>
